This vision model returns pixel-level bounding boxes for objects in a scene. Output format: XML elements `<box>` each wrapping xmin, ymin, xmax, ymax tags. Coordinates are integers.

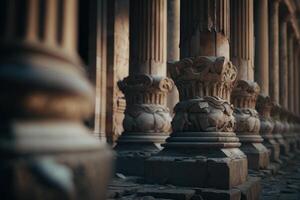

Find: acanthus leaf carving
<box><xmin>123</xmin><ymin>104</ymin><xmax>172</xmax><ymax>133</ymax></box>
<box><xmin>168</xmin><ymin>56</ymin><xmax>237</xmax><ymax>102</ymax></box>
<box><xmin>231</xmin><ymin>80</ymin><xmax>261</xmax><ymax>135</ymax></box>
<box><xmin>172</xmin><ymin>96</ymin><xmax>235</xmax><ymax>132</ymax></box>
<box><xmin>256</xmin><ymin>95</ymin><xmax>274</xmax><ymax>136</ymax></box>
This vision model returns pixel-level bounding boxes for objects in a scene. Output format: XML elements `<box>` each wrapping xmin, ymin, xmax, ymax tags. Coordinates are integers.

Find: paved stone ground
<box><xmin>260</xmin><ymin>154</ymin><xmax>300</xmax><ymax>200</ymax></box>
<box><xmin>108</xmin><ymin>153</ymin><xmax>300</xmax><ymax>200</ymax></box>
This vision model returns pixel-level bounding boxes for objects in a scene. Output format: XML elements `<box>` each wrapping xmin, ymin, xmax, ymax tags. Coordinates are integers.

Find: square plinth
<box><xmin>240</xmin><ymin>143</ymin><xmax>270</xmax><ymax>170</ymax></box>
<box><xmin>263</xmin><ymin>139</ymin><xmax>280</xmax><ymax>162</ymax></box>
<box><xmin>145</xmin><ymin>148</ymin><xmax>248</xmax><ymax>190</ymax></box>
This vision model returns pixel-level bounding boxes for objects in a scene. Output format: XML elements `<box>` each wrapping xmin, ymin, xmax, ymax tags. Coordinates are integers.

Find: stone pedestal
<box><xmin>115</xmin><ymin>75</ymin><xmax>173</xmax><ymax>176</ymax></box>
<box><xmin>280</xmin><ymin>109</ymin><xmax>295</xmax><ymax>155</ymax></box>
<box><xmin>286</xmin><ymin>112</ymin><xmax>298</xmax><ymax>152</ymax></box>
<box><xmin>231</xmin><ymin>80</ymin><xmax>269</xmax><ymax>170</ymax></box>
<box><xmin>145</xmin><ymin>57</ymin><xmax>260</xmax><ymax>200</ymax></box>
<box><xmin>256</xmin><ymin>95</ymin><xmax>280</xmax><ymax>162</ymax></box>
<box><xmin>0</xmin><ymin>0</ymin><xmax>113</xmax><ymax>199</ymax></box>
<box><xmin>271</xmin><ymin>105</ymin><xmax>290</xmax><ymax>155</ymax></box>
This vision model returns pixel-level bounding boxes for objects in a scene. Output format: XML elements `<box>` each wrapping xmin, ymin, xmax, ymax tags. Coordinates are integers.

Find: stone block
<box><xmin>240</xmin><ymin>143</ymin><xmax>269</xmax><ymax>170</ymax></box>
<box><xmin>234</xmin><ymin>176</ymin><xmax>261</xmax><ymax>200</ymax></box>
<box><xmin>145</xmin><ymin>149</ymin><xmax>248</xmax><ymax>190</ymax></box>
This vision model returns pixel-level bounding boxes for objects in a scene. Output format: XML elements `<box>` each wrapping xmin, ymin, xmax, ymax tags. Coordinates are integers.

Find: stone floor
<box><xmin>108</xmin><ymin>153</ymin><xmax>300</xmax><ymax>200</ymax></box>
<box><xmin>260</xmin><ymin>154</ymin><xmax>300</xmax><ymax>200</ymax></box>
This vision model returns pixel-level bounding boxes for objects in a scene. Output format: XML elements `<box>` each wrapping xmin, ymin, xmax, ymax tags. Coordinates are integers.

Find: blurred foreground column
<box><xmin>0</xmin><ymin>0</ymin><xmax>112</xmax><ymax>199</ymax></box>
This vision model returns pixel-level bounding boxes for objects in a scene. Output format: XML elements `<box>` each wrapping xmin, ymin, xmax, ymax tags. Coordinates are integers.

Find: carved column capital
<box><xmin>169</xmin><ymin>56</ymin><xmax>237</xmax><ymax>102</ymax></box>
<box><xmin>118</xmin><ymin>74</ymin><xmax>174</xmax><ymax>105</ymax></box>
<box><xmin>162</xmin><ymin>56</ymin><xmax>240</xmax><ymax>149</ymax></box>
<box><xmin>256</xmin><ymin>94</ymin><xmax>275</xmax><ymax>137</ymax></box>
<box><xmin>231</xmin><ymin>80</ymin><xmax>262</xmax><ymax>142</ymax></box>
<box><xmin>117</xmin><ymin>74</ymin><xmax>174</xmax><ymax>142</ymax></box>
<box><xmin>271</xmin><ymin>104</ymin><xmax>284</xmax><ymax>133</ymax></box>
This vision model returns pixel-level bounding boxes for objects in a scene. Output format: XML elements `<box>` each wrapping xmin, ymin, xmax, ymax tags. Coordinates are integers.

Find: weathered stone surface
<box><xmin>234</xmin><ymin>176</ymin><xmax>261</xmax><ymax>200</ymax></box>
<box><xmin>256</xmin><ymin>94</ymin><xmax>281</xmax><ymax>162</ymax></box>
<box><xmin>145</xmin><ymin>149</ymin><xmax>247</xmax><ymax>189</ymax></box>
<box><xmin>239</xmin><ymin>143</ymin><xmax>270</xmax><ymax>170</ymax></box>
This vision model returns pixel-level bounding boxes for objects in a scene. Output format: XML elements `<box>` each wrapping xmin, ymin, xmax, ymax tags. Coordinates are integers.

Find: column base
<box><xmin>285</xmin><ymin>133</ymin><xmax>297</xmax><ymax>152</ymax></box>
<box><xmin>114</xmin><ymin>132</ymin><xmax>167</xmax><ymax>176</ymax></box>
<box><xmin>274</xmin><ymin>134</ymin><xmax>290</xmax><ymax>155</ymax></box>
<box><xmin>239</xmin><ymin>143</ymin><xmax>269</xmax><ymax>170</ymax></box>
<box><xmin>261</xmin><ymin>136</ymin><xmax>280</xmax><ymax>161</ymax></box>
<box><xmin>115</xmin><ymin>144</ymin><xmax>161</xmax><ymax>176</ymax></box>
<box><xmin>145</xmin><ymin>148</ymin><xmax>248</xmax><ymax>189</ymax></box>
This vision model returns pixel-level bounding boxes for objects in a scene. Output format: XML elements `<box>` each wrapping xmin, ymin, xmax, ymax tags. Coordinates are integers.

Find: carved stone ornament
<box><xmin>280</xmin><ymin>108</ymin><xmax>290</xmax><ymax>137</ymax></box>
<box><xmin>168</xmin><ymin>56</ymin><xmax>237</xmax><ymax>102</ymax></box>
<box><xmin>123</xmin><ymin>104</ymin><xmax>171</xmax><ymax>133</ymax></box>
<box><xmin>271</xmin><ymin>103</ymin><xmax>284</xmax><ymax>135</ymax></box>
<box><xmin>256</xmin><ymin>94</ymin><xmax>275</xmax><ymax>137</ymax></box>
<box><xmin>118</xmin><ymin>74</ymin><xmax>174</xmax><ymax>105</ymax></box>
<box><xmin>160</xmin><ymin>56</ymin><xmax>241</xmax><ymax>149</ymax></box>
<box><xmin>231</xmin><ymin>80</ymin><xmax>262</xmax><ymax>142</ymax></box>
<box><xmin>172</xmin><ymin>96</ymin><xmax>235</xmax><ymax>132</ymax></box>
<box><xmin>116</xmin><ymin>74</ymin><xmax>174</xmax><ymax>144</ymax></box>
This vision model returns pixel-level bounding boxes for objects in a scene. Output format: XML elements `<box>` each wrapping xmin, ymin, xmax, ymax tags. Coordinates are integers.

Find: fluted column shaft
<box><xmin>269</xmin><ymin>0</ymin><xmax>280</xmax><ymax>104</ymax></box>
<box><xmin>130</xmin><ymin>0</ymin><xmax>167</xmax><ymax>76</ymax></box>
<box><xmin>180</xmin><ymin>0</ymin><xmax>230</xmax><ymax>59</ymax></box>
<box><xmin>91</xmin><ymin>0</ymin><xmax>107</xmax><ymax>140</ymax></box>
<box><xmin>288</xmin><ymin>34</ymin><xmax>294</xmax><ymax>111</ymax></box>
<box><xmin>279</xmin><ymin>18</ymin><xmax>289</xmax><ymax>109</ymax></box>
<box><xmin>167</xmin><ymin>0</ymin><xmax>180</xmax><ymax>61</ymax></box>
<box><xmin>231</xmin><ymin>0</ymin><xmax>254</xmax><ymax>80</ymax></box>
<box><xmin>254</xmin><ymin>0</ymin><xmax>269</xmax><ymax>95</ymax></box>
<box><xmin>167</xmin><ymin>0</ymin><xmax>180</xmax><ymax>115</ymax></box>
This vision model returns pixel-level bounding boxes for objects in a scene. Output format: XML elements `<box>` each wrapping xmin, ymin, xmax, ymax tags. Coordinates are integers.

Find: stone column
<box><xmin>231</xmin><ymin>0</ymin><xmax>269</xmax><ymax>170</ymax></box>
<box><xmin>269</xmin><ymin>0</ymin><xmax>280</xmax><ymax>104</ymax></box>
<box><xmin>254</xmin><ymin>0</ymin><xmax>269</xmax><ymax>95</ymax></box>
<box><xmin>253</xmin><ymin>0</ymin><xmax>280</xmax><ymax>163</ymax></box>
<box><xmin>115</xmin><ymin>0</ymin><xmax>174</xmax><ymax>176</ymax></box>
<box><xmin>167</xmin><ymin>0</ymin><xmax>180</xmax><ymax>115</ymax></box>
<box><xmin>288</xmin><ymin>33</ymin><xmax>294</xmax><ymax>112</ymax></box>
<box><xmin>279</xmin><ymin>14</ymin><xmax>289</xmax><ymax>109</ymax></box>
<box><xmin>146</xmin><ymin>1</ymin><xmax>260</xmax><ymax>198</ymax></box>
<box><xmin>90</xmin><ymin>0</ymin><xmax>108</xmax><ymax>140</ymax></box>
<box><xmin>231</xmin><ymin>0</ymin><xmax>254</xmax><ymax>80</ymax></box>
<box><xmin>180</xmin><ymin>0</ymin><xmax>230</xmax><ymax>59</ymax></box>
<box><xmin>0</xmin><ymin>0</ymin><xmax>112</xmax><ymax>199</ymax></box>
